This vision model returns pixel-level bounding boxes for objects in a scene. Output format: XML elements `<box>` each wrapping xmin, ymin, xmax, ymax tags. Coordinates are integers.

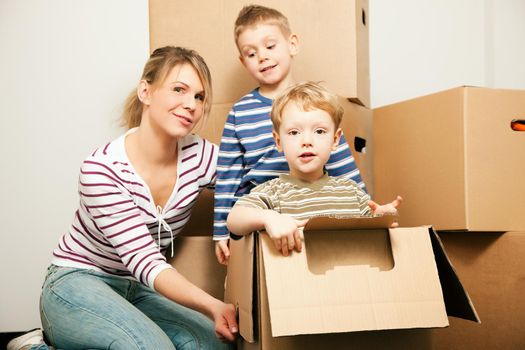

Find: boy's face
<box><xmin>273</xmin><ymin>102</ymin><xmax>342</xmax><ymax>183</ymax></box>
<box><xmin>237</xmin><ymin>23</ymin><xmax>298</xmax><ymax>88</ymax></box>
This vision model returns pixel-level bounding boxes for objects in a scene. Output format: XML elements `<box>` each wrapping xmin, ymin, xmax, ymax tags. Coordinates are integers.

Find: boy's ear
<box><xmin>288</xmin><ymin>33</ymin><xmax>299</xmax><ymax>57</ymax></box>
<box><xmin>332</xmin><ymin>128</ymin><xmax>342</xmax><ymax>150</ymax></box>
<box><xmin>137</xmin><ymin>80</ymin><xmax>152</xmax><ymax>106</ymax></box>
<box><xmin>273</xmin><ymin>130</ymin><xmax>283</xmax><ymax>152</ymax></box>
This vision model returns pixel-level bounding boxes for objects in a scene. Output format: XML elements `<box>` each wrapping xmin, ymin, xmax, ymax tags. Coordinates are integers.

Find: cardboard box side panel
<box><xmin>373</xmin><ymin>88</ymin><xmax>468</xmax><ymax>230</ymax></box>
<box><xmin>257</xmin><ymin>233</ymin><xmax>434</xmax><ymax>350</ymax></box>
<box><xmin>261</xmin><ymin>227</ymin><xmax>447</xmax><ymax>337</ymax></box>
<box><xmin>429</xmin><ymin>229</ymin><xmax>479</xmax><ymax>322</ymax></box>
<box><xmin>225</xmin><ymin>235</ymin><xmax>256</xmax><ymax>342</ymax></box>
<box><xmin>168</xmin><ymin>237</ymin><xmax>226</xmax><ymax>299</ymax></box>
<box><xmin>340</xmin><ymin>99</ymin><xmax>374</xmax><ymax>196</ymax></box>
<box><xmin>431</xmin><ymin>232</ymin><xmax>525</xmax><ymax>350</ymax></box>
<box><xmin>464</xmin><ymin>88</ymin><xmax>525</xmax><ymax>231</ymax></box>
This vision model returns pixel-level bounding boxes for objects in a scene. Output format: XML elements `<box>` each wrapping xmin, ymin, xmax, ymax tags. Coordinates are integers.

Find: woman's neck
<box><xmin>127</xmin><ymin>121</ymin><xmax>178</xmax><ymax>169</ymax></box>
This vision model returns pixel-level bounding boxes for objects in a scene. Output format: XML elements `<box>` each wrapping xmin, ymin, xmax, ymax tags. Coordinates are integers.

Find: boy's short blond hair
<box><xmin>271</xmin><ymin>82</ymin><xmax>344</xmax><ymax>131</ymax></box>
<box><xmin>234</xmin><ymin>5</ymin><xmax>291</xmax><ymax>48</ymax></box>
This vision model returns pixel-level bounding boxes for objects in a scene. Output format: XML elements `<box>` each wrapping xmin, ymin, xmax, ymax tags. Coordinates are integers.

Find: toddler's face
<box><xmin>273</xmin><ymin>102</ymin><xmax>342</xmax><ymax>183</ymax></box>
<box><xmin>237</xmin><ymin>23</ymin><xmax>297</xmax><ymax>87</ymax></box>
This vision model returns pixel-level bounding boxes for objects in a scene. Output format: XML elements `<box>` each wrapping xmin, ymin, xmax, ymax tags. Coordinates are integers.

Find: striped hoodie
<box><xmin>213</xmin><ymin>88</ymin><xmax>365</xmax><ymax>239</ymax></box>
<box><xmin>51</xmin><ymin>128</ymin><xmax>217</xmax><ymax>289</ymax></box>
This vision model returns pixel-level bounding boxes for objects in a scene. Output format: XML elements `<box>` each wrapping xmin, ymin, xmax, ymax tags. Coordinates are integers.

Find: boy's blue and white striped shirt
<box><xmin>213</xmin><ymin>88</ymin><xmax>365</xmax><ymax>239</ymax></box>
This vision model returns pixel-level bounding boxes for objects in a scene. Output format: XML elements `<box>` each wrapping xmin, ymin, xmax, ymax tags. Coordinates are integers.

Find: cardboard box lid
<box><xmin>227</xmin><ymin>217</ymin><xmax>479</xmax><ymax>340</ymax></box>
<box><xmin>149</xmin><ymin>0</ymin><xmax>370</xmax><ymax>106</ymax></box>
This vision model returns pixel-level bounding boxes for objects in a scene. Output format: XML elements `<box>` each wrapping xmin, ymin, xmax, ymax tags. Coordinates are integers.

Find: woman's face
<box><xmin>143</xmin><ymin>63</ymin><xmax>205</xmax><ymax>139</ymax></box>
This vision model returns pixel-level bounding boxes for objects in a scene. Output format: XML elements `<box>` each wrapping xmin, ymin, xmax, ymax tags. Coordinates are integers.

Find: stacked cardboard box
<box><xmin>373</xmin><ymin>86</ymin><xmax>525</xmax><ymax>232</ymax></box>
<box><xmin>372</xmin><ymin>86</ymin><xmax>525</xmax><ymax>349</ymax></box>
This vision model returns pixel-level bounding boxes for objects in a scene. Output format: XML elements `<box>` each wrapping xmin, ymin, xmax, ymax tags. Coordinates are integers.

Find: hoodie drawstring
<box><xmin>157</xmin><ymin>205</ymin><xmax>174</xmax><ymax>257</ymax></box>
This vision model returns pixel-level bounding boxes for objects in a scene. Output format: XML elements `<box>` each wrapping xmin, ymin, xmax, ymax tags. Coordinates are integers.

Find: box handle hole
<box><xmin>361</xmin><ymin>8</ymin><xmax>367</xmax><ymax>26</ymax></box>
<box><xmin>511</xmin><ymin>119</ymin><xmax>525</xmax><ymax>131</ymax></box>
<box><xmin>354</xmin><ymin>137</ymin><xmax>367</xmax><ymax>153</ymax></box>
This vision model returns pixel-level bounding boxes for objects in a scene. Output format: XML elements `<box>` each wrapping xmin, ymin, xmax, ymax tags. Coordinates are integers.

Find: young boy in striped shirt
<box><xmin>214</xmin><ymin>5</ymin><xmax>366</xmax><ymax>263</ymax></box>
<box><xmin>226</xmin><ymin>82</ymin><xmax>402</xmax><ymax>256</ymax></box>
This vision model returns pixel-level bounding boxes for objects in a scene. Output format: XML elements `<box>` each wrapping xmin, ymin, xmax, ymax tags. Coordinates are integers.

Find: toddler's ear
<box><xmin>332</xmin><ymin>128</ymin><xmax>342</xmax><ymax>150</ymax></box>
<box><xmin>273</xmin><ymin>130</ymin><xmax>283</xmax><ymax>152</ymax></box>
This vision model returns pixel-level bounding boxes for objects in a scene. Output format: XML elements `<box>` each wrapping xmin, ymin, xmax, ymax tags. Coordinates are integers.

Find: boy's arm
<box><xmin>226</xmin><ymin>205</ymin><xmax>273</xmax><ymax>236</ymax></box>
<box><xmin>325</xmin><ymin>133</ymin><xmax>367</xmax><ymax>192</ymax></box>
<box><xmin>227</xmin><ymin>204</ymin><xmax>306</xmax><ymax>256</ymax></box>
<box><xmin>213</xmin><ymin>109</ymin><xmax>245</xmax><ymax>241</ymax></box>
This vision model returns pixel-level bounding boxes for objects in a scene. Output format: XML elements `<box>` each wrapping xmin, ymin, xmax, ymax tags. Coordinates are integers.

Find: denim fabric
<box><xmin>35</xmin><ymin>265</ymin><xmax>231</xmax><ymax>350</ymax></box>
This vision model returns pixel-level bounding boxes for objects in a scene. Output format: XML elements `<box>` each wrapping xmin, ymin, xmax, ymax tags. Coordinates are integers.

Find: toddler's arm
<box><xmin>227</xmin><ymin>205</ymin><xmax>307</xmax><ymax>256</ymax></box>
<box><xmin>213</xmin><ymin>109</ymin><xmax>244</xmax><ymax>263</ymax></box>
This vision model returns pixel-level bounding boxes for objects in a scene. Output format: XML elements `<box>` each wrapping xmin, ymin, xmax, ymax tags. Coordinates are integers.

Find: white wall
<box><xmin>370</xmin><ymin>0</ymin><xmax>525</xmax><ymax>107</ymax></box>
<box><xmin>1</xmin><ymin>0</ymin><xmax>524</xmax><ymax>332</ymax></box>
<box><xmin>0</xmin><ymin>0</ymin><xmax>149</xmax><ymax>331</ymax></box>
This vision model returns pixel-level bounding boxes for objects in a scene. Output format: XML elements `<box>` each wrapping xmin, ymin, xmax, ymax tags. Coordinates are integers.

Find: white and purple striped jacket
<box><xmin>51</xmin><ymin>128</ymin><xmax>217</xmax><ymax>289</ymax></box>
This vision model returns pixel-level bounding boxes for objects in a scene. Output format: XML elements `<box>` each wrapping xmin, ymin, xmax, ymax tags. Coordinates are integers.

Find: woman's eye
<box><xmin>195</xmin><ymin>94</ymin><xmax>205</xmax><ymax>102</ymax></box>
<box><xmin>173</xmin><ymin>86</ymin><xmax>184</xmax><ymax>93</ymax></box>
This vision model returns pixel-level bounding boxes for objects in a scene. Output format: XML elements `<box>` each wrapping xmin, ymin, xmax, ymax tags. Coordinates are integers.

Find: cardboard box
<box><xmin>339</xmin><ymin>97</ymin><xmax>374</xmax><ymax>196</ymax></box>
<box><xmin>169</xmin><ymin>235</ymin><xmax>226</xmax><ymax>300</ymax></box>
<box><xmin>430</xmin><ymin>231</ymin><xmax>525</xmax><ymax>349</ymax></box>
<box><xmin>373</xmin><ymin>86</ymin><xmax>525</xmax><ymax>231</ymax></box>
<box><xmin>225</xmin><ymin>217</ymin><xmax>478</xmax><ymax>349</ymax></box>
<box><xmin>149</xmin><ymin>0</ymin><xmax>370</xmax><ymax>107</ymax></box>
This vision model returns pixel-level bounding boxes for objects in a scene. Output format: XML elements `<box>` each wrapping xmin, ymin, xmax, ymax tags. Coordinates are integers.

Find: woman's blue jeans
<box><xmin>36</xmin><ymin>265</ymin><xmax>232</xmax><ymax>350</ymax></box>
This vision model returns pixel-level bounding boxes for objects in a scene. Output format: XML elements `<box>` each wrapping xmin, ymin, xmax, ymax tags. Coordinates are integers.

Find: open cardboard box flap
<box><xmin>226</xmin><ymin>217</ymin><xmax>479</xmax><ymax>342</ymax></box>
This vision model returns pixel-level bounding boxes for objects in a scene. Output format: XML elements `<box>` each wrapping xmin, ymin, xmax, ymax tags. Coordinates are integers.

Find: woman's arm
<box><xmin>154</xmin><ymin>268</ymin><xmax>238</xmax><ymax>341</ymax></box>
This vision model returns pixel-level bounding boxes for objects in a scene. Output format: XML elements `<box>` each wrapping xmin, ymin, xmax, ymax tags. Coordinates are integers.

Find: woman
<box><xmin>9</xmin><ymin>46</ymin><xmax>237</xmax><ymax>350</ymax></box>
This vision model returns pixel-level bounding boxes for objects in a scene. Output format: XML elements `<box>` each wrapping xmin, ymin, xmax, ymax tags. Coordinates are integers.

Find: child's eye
<box><xmin>246</xmin><ymin>51</ymin><xmax>256</xmax><ymax>58</ymax></box>
<box><xmin>315</xmin><ymin>129</ymin><xmax>327</xmax><ymax>135</ymax></box>
<box><xmin>267</xmin><ymin>44</ymin><xmax>275</xmax><ymax>50</ymax></box>
<box><xmin>288</xmin><ymin>130</ymin><xmax>299</xmax><ymax>136</ymax></box>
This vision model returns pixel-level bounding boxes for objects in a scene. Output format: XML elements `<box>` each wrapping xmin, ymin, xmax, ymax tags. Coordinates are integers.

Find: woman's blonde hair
<box><xmin>122</xmin><ymin>46</ymin><xmax>212</xmax><ymax>129</ymax></box>
<box><xmin>271</xmin><ymin>82</ymin><xmax>343</xmax><ymax>131</ymax></box>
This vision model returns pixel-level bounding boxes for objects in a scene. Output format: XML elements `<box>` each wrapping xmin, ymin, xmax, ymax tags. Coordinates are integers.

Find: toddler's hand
<box><xmin>368</xmin><ymin>195</ymin><xmax>403</xmax><ymax>227</ymax></box>
<box><xmin>264</xmin><ymin>212</ymin><xmax>308</xmax><ymax>256</ymax></box>
<box><xmin>215</xmin><ymin>239</ymin><xmax>230</xmax><ymax>265</ymax></box>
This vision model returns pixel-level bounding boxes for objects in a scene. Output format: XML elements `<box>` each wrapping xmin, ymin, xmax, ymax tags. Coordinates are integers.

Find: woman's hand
<box><xmin>210</xmin><ymin>300</ymin><xmax>238</xmax><ymax>342</ymax></box>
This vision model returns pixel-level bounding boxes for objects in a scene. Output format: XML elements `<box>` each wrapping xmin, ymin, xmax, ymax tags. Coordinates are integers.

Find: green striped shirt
<box><xmin>234</xmin><ymin>173</ymin><xmax>371</xmax><ymax>220</ymax></box>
